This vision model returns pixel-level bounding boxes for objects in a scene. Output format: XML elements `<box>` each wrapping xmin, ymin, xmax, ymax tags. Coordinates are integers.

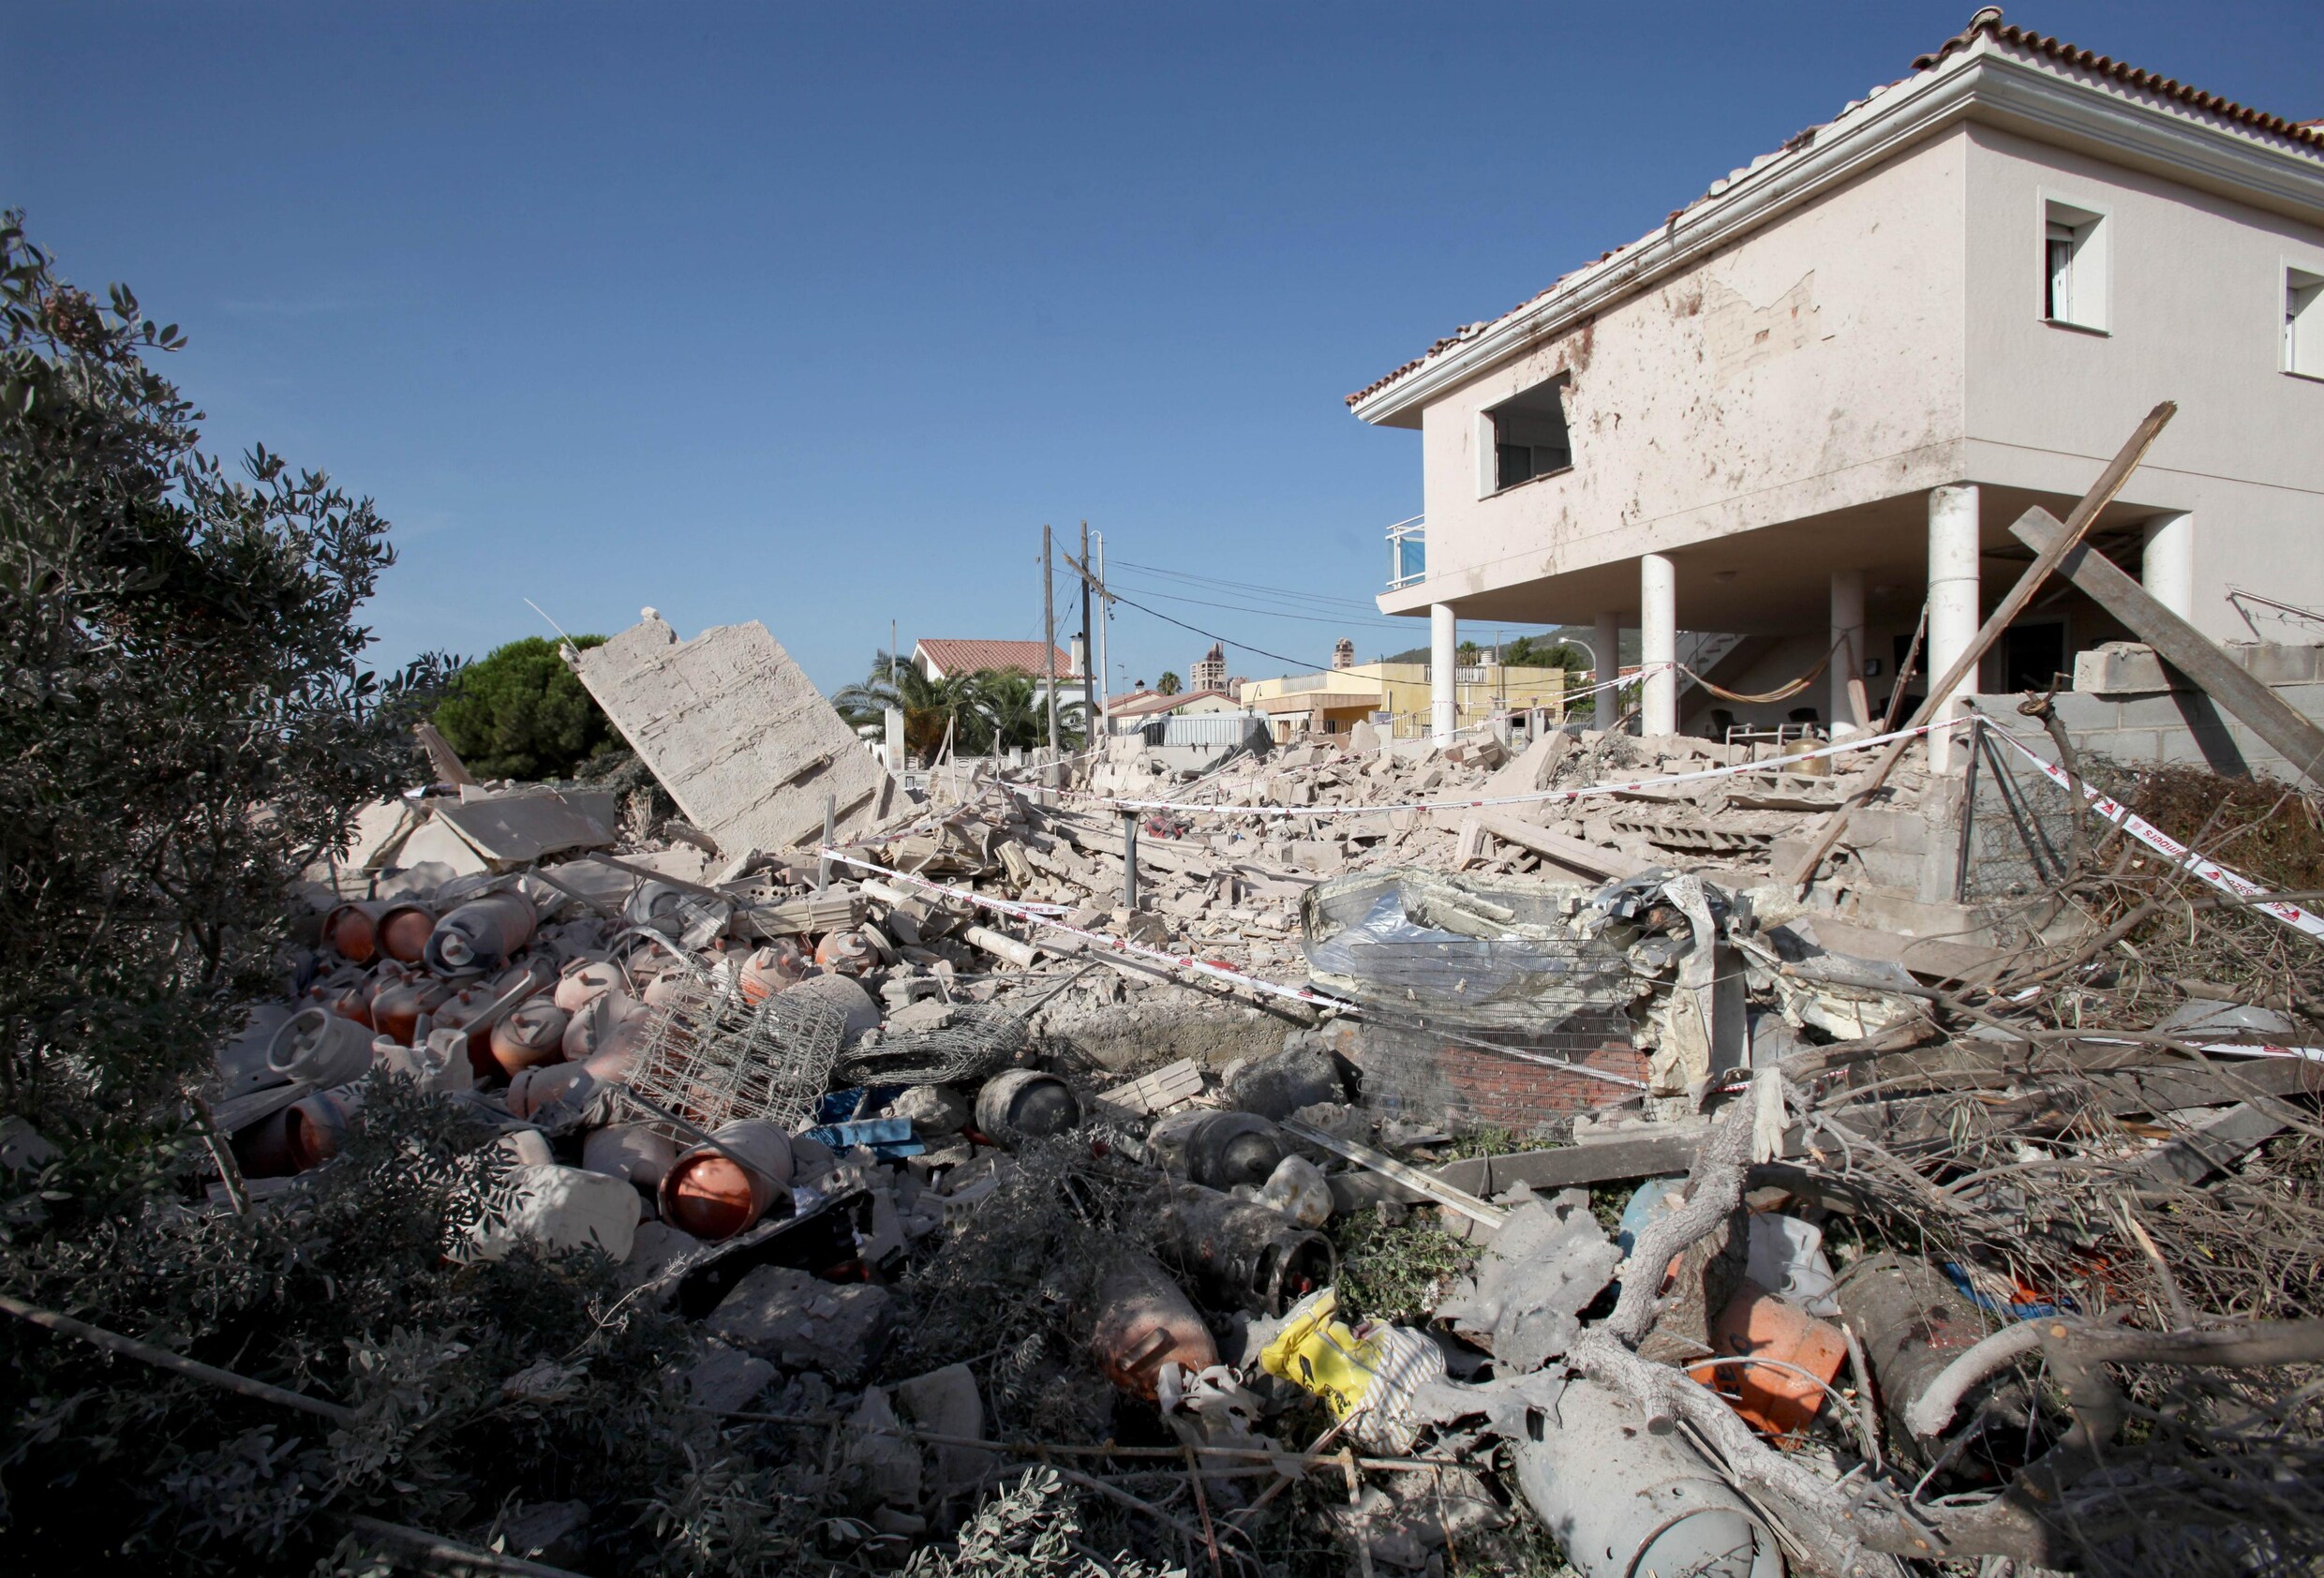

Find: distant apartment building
<box><xmin>1351</xmin><ymin>9</ymin><xmax>2324</xmax><ymax>767</ymax></box>
<box><xmin>1241</xmin><ymin>650</ymin><xmax>1568</xmax><ymax>742</ymax></box>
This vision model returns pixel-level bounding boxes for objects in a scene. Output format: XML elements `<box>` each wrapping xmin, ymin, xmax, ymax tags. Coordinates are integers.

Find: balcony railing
<box><xmin>1386</xmin><ymin>514</ymin><xmax>1425</xmax><ymax>589</ymax></box>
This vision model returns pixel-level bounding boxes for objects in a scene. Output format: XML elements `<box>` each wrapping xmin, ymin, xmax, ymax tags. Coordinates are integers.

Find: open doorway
<box><xmin>1999</xmin><ymin>619</ymin><xmax>2068</xmax><ymax>694</ymax></box>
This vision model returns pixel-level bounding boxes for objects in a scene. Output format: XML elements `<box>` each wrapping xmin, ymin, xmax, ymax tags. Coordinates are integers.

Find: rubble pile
<box><xmin>109</xmin><ymin>671</ymin><xmax>2312</xmax><ymax>1578</ymax></box>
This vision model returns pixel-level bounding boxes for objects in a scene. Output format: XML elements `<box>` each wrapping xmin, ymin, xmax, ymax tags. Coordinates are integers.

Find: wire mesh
<box><xmin>623</xmin><ymin>975</ymin><xmax>847</xmax><ymax>1133</ymax></box>
<box><xmin>831</xmin><ymin>1002</ymin><xmax>1029</xmax><ymax>1088</ymax></box>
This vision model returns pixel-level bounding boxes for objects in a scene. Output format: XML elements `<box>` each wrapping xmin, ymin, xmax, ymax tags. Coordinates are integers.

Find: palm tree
<box><xmin>967</xmin><ymin>669</ymin><xmax>1085</xmax><ymax>753</ymax></box>
<box><xmin>1156</xmin><ymin>671</ymin><xmax>1183</xmax><ymax>695</ymax></box>
<box><xmin>832</xmin><ymin>650</ymin><xmax>982</xmax><ymax>762</ymax></box>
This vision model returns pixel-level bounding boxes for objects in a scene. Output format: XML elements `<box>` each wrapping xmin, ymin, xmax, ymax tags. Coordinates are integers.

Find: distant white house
<box><xmin>911</xmin><ymin>637</ymin><xmax>1089</xmax><ymax>714</ymax></box>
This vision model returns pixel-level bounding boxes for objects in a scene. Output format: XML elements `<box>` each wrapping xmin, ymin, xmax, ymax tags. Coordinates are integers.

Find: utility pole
<box><xmin>1061</xmin><ymin>530</ymin><xmax>1116</xmax><ymax>742</ymax></box>
<box><xmin>1093</xmin><ymin>530</ymin><xmax>1110</xmax><ymax>740</ymax></box>
<box><xmin>1078</xmin><ymin>521</ymin><xmax>1093</xmax><ymax>752</ymax></box>
<box><xmin>1041</xmin><ymin>524</ymin><xmax>1060</xmax><ymax>764</ymax></box>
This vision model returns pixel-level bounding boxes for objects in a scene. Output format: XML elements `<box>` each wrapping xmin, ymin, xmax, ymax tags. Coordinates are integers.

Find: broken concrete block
<box><xmin>431</xmin><ymin>785</ymin><xmax>618</xmax><ymax>868</ymax></box>
<box><xmin>1224</xmin><ymin>1039</ymin><xmax>1345</xmax><ymax>1121</ymax></box>
<box><xmin>894</xmin><ymin>1362</ymin><xmax>993</xmax><ymax>1503</ymax></box>
<box><xmin>570</xmin><ymin>613</ymin><xmax>899</xmax><ymax>855</ymax></box>
<box><xmin>682</xmin><ymin>1337</ymin><xmax>778</xmax><ymax>1415</ymax></box>
<box><xmin>705</xmin><ymin>1263</ymin><xmax>894</xmax><ymax>1384</ymax></box>
<box><xmin>2073</xmin><ymin>640</ymin><xmax>2175</xmax><ymax>695</ymax></box>
<box><xmin>472</xmin><ymin>1164</ymin><xmax>641</xmax><ymax>1262</ymax></box>
<box><xmin>839</xmin><ymin>1385</ymin><xmax>923</xmax><ymax>1515</ymax></box>
<box><xmin>383</xmin><ymin>816</ymin><xmax>493</xmax><ymax>884</ymax></box>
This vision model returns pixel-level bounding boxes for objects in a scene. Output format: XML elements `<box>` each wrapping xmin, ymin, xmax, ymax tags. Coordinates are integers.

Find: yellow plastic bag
<box><xmin>1258</xmin><ymin>1288</ymin><xmax>1447</xmax><ymax>1452</ymax></box>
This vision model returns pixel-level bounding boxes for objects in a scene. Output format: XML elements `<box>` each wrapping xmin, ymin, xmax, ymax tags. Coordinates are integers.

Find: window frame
<box><xmin>2285</xmin><ymin>261</ymin><xmax>2324</xmax><ymax>382</ymax></box>
<box><xmin>1476</xmin><ymin>373</ymin><xmax>1576</xmax><ymax>500</ymax></box>
<box><xmin>2037</xmin><ymin>192</ymin><xmax>2110</xmax><ymax>335</ymax></box>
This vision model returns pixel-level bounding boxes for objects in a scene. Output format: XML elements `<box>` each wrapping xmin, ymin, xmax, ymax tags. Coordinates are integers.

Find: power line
<box><xmin>1108</xmin><ymin>576</ymin><xmax>1416</xmax><ymax>631</ymax></box>
<box><xmin>1112</xmin><ymin>558</ymin><xmax>1394</xmax><ymax>615</ymax></box>
<box><xmin>1104</xmin><ymin>587</ymin><xmax>1338</xmax><ymax>674</ymax></box>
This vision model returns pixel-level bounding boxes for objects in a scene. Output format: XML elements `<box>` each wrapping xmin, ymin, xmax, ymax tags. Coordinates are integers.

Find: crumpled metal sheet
<box><xmin>1435</xmin><ymin>1190</ymin><xmax>1621</xmax><ymax>1373</ymax></box>
<box><xmin>1299</xmin><ymin>868</ymin><xmax>1641</xmax><ymax>1032</ymax></box>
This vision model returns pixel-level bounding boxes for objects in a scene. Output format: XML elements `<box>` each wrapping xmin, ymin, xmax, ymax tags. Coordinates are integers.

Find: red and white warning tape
<box><xmin>815</xmin><ymin>846</ymin><xmax>1648</xmax><ymax>1090</ymax></box>
<box><xmin>1986</xmin><ymin>727</ymin><xmax>2324</xmax><ymax>946</ymax></box>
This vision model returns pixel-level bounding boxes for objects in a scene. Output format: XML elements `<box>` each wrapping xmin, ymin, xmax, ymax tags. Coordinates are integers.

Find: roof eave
<box><xmin>1349</xmin><ymin>36</ymin><xmax>2324</xmax><ymax>426</ymax></box>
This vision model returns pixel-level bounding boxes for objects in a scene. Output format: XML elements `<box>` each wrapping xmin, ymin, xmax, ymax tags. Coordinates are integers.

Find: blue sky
<box><xmin>8</xmin><ymin>2</ymin><xmax>2318</xmax><ymax>694</ymax></box>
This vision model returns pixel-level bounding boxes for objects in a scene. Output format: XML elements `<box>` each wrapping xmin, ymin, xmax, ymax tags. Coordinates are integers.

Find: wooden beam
<box><xmin>1472</xmin><ymin>811</ymin><xmax>1649</xmax><ymax>881</ymax></box>
<box><xmin>2011</xmin><ymin>506</ymin><xmax>2324</xmax><ymax>786</ymax></box>
<box><xmin>1786</xmin><ymin>401</ymin><xmax>2177</xmax><ymax>892</ymax></box>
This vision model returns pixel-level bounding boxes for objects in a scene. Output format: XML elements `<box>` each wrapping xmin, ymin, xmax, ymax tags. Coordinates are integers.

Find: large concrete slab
<box><xmin>571</xmin><ymin>614</ymin><xmax>898</xmax><ymax>855</ymax></box>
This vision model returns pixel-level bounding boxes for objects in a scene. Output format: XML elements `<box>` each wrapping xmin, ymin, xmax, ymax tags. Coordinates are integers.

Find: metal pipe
<box><xmin>1509</xmin><ymin>1377</ymin><xmax>1781</xmax><ymax>1578</ymax></box>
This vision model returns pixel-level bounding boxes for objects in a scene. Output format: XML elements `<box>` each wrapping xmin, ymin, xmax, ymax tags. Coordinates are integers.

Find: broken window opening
<box><xmin>1484</xmin><ymin>375</ymin><xmax>1572</xmax><ymax>495</ymax></box>
<box><xmin>2286</xmin><ymin>266</ymin><xmax>2324</xmax><ymax>380</ymax></box>
<box><xmin>2040</xmin><ymin>200</ymin><xmax>2107</xmax><ymax>331</ymax></box>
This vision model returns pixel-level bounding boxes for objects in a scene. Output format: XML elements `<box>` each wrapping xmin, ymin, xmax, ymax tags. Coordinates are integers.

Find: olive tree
<box><xmin>0</xmin><ymin>216</ymin><xmax>812</xmax><ymax>1577</ymax></box>
<box><xmin>0</xmin><ymin>212</ymin><xmax>447</xmax><ymax>1125</ymax></box>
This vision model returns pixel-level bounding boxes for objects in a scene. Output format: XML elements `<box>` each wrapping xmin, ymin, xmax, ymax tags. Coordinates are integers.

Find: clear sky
<box><xmin>8</xmin><ymin>2</ymin><xmax>2318</xmax><ymax>695</ymax></box>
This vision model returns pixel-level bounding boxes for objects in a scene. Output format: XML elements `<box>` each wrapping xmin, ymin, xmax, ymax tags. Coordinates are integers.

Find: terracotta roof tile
<box><xmin>1915</xmin><ymin>13</ymin><xmax>2324</xmax><ymax>147</ymax></box>
<box><xmin>914</xmin><ymin>639</ymin><xmax>1076</xmax><ymax>678</ymax></box>
<box><xmin>1347</xmin><ymin>11</ymin><xmax>2322</xmax><ymax>410</ymax></box>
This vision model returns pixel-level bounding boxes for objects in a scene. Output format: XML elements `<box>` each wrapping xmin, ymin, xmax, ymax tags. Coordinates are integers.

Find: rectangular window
<box><xmin>2040</xmin><ymin>199</ymin><xmax>2107</xmax><ymax>331</ymax></box>
<box><xmin>2287</xmin><ymin>266</ymin><xmax>2324</xmax><ymax>379</ymax></box>
<box><xmin>1482</xmin><ymin>375</ymin><xmax>1572</xmax><ymax>495</ymax></box>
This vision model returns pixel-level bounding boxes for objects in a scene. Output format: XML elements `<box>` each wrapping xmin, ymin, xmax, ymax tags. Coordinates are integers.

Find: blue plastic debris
<box><xmin>803</xmin><ymin>1116</ymin><xmax>924</xmax><ymax>1160</ymax></box>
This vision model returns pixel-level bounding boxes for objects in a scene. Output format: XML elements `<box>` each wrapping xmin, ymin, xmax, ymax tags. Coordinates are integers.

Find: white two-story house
<box><xmin>1353</xmin><ymin>8</ymin><xmax>2324</xmax><ymax>769</ymax></box>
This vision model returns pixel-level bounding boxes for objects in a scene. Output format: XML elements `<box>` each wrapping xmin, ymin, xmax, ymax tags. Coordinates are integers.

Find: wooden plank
<box><xmin>2012</xmin><ymin>506</ymin><xmax>2324</xmax><ymax>785</ymax></box>
<box><xmin>1324</xmin><ymin>1132</ymin><xmax>1703</xmax><ymax>1213</ymax></box>
<box><xmin>1822</xmin><ymin>1050</ymin><xmax>2318</xmax><ymax>1150</ymax></box>
<box><xmin>1288</xmin><ymin>1118</ymin><xmax>1510</xmax><ymax>1229</ymax></box>
<box><xmin>2129</xmin><ymin>1100</ymin><xmax>2293</xmax><ymax>1185</ymax></box>
<box><xmin>1786</xmin><ymin>401</ymin><xmax>2177</xmax><ymax>891</ymax></box>
<box><xmin>1474</xmin><ymin>812</ymin><xmax>1648</xmax><ymax>881</ymax></box>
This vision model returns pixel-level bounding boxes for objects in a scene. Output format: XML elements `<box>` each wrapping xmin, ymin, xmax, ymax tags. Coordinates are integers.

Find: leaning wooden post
<box><xmin>1786</xmin><ymin>401</ymin><xmax>2176</xmax><ymax>895</ymax></box>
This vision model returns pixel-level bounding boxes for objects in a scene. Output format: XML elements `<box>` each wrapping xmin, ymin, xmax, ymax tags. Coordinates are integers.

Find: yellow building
<box><xmin>1241</xmin><ymin>658</ymin><xmax>1566</xmax><ymax>742</ymax></box>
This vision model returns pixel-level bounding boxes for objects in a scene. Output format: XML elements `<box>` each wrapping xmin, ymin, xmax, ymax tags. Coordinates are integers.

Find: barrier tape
<box><xmin>1986</xmin><ymin>727</ymin><xmax>2324</xmax><ymax>945</ymax></box>
<box><xmin>815</xmin><ymin>846</ymin><xmax>1648</xmax><ymax>1090</ymax></box>
<box><xmin>2077</xmin><ymin>1037</ymin><xmax>2324</xmax><ymax>1064</ymax></box>
<box><xmin>1095</xmin><ymin>715</ymin><xmax>1968</xmax><ymax>821</ymax></box>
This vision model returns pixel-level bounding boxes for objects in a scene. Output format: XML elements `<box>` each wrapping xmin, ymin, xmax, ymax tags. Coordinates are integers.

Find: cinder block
<box><xmin>2112</xmin><ymin>692</ymin><xmax>2208</xmax><ymax>730</ymax></box>
<box><xmin>2073</xmin><ymin>642</ymin><xmax>2172</xmax><ymax>696</ymax></box>
<box><xmin>1846</xmin><ymin>808</ymin><xmax>1928</xmax><ymax>857</ymax></box>
<box><xmin>2154</xmin><ymin>724</ymin><xmax>2250</xmax><ymax>771</ymax></box>
<box><xmin>2233</xmin><ymin>643</ymin><xmax>2319</xmax><ymax>685</ymax></box>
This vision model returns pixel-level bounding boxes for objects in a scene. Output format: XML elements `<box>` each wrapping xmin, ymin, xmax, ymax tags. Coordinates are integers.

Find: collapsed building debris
<box><xmin>93</xmin><ymin>617</ymin><xmax>2315</xmax><ymax>1578</ymax></box>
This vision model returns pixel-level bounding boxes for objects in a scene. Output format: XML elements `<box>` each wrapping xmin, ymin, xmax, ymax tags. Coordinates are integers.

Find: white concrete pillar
<box><xmin>1430</xmin><ymin>603</ymin><xmax>1458</xmax><ymax>745</ymax></box>
<box><xmin>1928</xmin><ymin>484</ymin><xmax>1982</xmax><ymax>771</ymax></box>
<box><xmin>1640</xmin><ymin>553</ymin><xmax>1677</xmax><ymax>737</ymax></box>
<box><xmin>1593</xmin><ymin>610</ymin><xmax>1621</xmax><ymax>693</ymax></box>
<box><xmin>2143</xmin><ymin>512</ymin><xmax>2195</xmax><ymax>620</ymax></box>
<box><xmin>1829</xmin><ymin>568</ymin><xmax>1870</xmax><ymax>736</ymax></box>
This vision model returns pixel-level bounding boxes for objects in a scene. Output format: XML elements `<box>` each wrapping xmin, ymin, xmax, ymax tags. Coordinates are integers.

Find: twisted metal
<box><xmin>623</xmin><ymin>975</ymin><xmax>846</xmax><ymax>1134</ymax></box>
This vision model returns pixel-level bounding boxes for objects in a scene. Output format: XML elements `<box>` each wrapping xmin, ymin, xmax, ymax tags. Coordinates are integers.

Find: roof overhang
<box><xmin>1349</xmin><ymin>36</ymin><xmax>2324</xmax><ymax>429</ymax></box>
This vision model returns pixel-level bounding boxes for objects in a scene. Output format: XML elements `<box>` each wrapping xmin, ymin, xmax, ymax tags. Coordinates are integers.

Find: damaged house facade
<box><xmin>1355</xmin><ymin>9</ymin><xmax>2324</xmax><ymax>770</ymax></box>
